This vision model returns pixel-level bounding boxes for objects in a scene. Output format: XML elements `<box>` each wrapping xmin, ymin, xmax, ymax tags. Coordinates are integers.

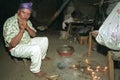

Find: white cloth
<box><xmin>62</xmin><ymin>16</ymin><xmax>74</xmax><ymax>29</ymax></box>
<box><xmin>10</xmin><ymin>37</ymin><xmax>48</xmax><ymax>73</ymax></box>
<box><xmin>106</xmin><ymin>0</ymin><xmax>119</xmax><ymax>15</ymax></box>
<box><xmin>96</xmin><ymin>2</ymin><xmax>120</xmax><ymax>50</ymax></box>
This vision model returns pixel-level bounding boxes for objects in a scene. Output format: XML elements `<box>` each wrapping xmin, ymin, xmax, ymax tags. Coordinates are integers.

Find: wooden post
<box><xmin>65</xmin><ymin>23</ymin><xmax>71</xmax><ymax>39</ymax></box>
<box><xmin>107</xmin><ymin>51</ymin><xmax>114</xmax><ymax>80</ymax></box>
<box><xmin>88</xmin><ymin>32</ymin><xmax>92</xmax><ymax>55</ymax></box>
<box><xmin>47</xmin><ymin>0</ymin><xmax>71</xmax><ymax>27</ymax></box>
<box><xmin>78</xmin><ymin>36</ymin><xmax>88</xmax><ymax>45</ymax></box>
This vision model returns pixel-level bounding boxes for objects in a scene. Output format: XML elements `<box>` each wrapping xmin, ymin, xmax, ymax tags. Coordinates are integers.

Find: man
<box><xmin>3</xmin><ymin>2</ymin><xmax>49</xmax><ymax>77</ymax></box>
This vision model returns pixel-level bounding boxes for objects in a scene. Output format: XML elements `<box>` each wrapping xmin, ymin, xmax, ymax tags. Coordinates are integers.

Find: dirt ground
<box><xmin>0</xmin><ymin>30</ymin><xmax>120</xmax><ymax>80</ymax></box>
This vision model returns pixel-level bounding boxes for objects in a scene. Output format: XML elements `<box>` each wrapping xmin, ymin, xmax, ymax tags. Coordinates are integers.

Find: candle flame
<box><xmin>103</xmin><ymin>66</ymin><xmax>108</xmax><ymax>71</ymax></box>
<box><xmin>96</xmin><ymin>66</ymin><xmax>100</xmax><ymax>69</ymax></box>
<box><xmin>87</xmin><ymin>66</ymin><xmax>93</xmax><ymax>72</ymax></box>
<box><xmin>71</xmin><ymin>64</ymin><xmax>77</xmax><ymax>70</ymax></box>
<box><xmin>72</xmin><ymin>64</ymin><xmax>76</xmax><ymax>68</ymax></box>
<box><xmin>85</xmin><ymin>59</ymin><xmax>89</xmax><ymax>64</ymax></box>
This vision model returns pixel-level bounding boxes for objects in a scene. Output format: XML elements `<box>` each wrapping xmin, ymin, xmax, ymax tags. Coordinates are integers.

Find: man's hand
<box><xmin>18</xmin><ymin>17</ymin><xmax>36</xmax><ymax>37</ymax></box>
<box><xmin>18</xmin><ymin>18</ymin><xmax>28</xmax><ymax>30</ymax></box>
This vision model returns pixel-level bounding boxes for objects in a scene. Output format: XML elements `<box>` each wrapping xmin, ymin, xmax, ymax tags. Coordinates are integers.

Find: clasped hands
<box><xmin>18</xmin><ymin>18</ymin><xmax>29</xmax><ymax>31</ymax></box>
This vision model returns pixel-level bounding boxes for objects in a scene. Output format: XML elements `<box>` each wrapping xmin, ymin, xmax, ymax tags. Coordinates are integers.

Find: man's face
<box><xmin>18</xmin><ymin>9</ymin><xmax>31</xmax><ymax>21</ymax></box>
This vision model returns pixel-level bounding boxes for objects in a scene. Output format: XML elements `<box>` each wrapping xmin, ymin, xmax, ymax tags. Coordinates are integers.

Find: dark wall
<box><xmin>31</xmin><ymin>0</ymin><xmax>63</xmax><ymax>29</ymax></box>
<box><xmin>0</xmin><ymin>0</ymin><xmax>20</xmax><ymax>32</ymax></box>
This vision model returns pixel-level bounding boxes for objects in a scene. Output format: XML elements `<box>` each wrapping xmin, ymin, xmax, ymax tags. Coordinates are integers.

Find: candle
<box><xmin>87</xmin><ymin>66</ymin><xmax>93</xmax><ymax>72</ymax></box>
<box><xmin>96</xmin><ymin>66</ymin><xmax>100</xmax><ymax>72</ymax></box>
<box><xmin>91</xmin><ymin>71</ymin><xmax>95</xmax><ymax>77</ymax></box>
<box><xmin>85</xmin><ymin>59</ymin><xmax>89</xmax><ymax>64</ymax></box>
<box><xmin>103</xmin><ymin>66</ymin><xmax>108</xmax><ymax>71</ymax></box>
<box><xmin>71</xmin><ymin>64</ymin><xmax>77</xmax><ymax>70</ymax></box>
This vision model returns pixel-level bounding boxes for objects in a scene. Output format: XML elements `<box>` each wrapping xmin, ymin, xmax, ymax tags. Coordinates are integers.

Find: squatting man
<box><xmin>3</xmin><ymin>2</ymin><xmax>50</xmax><ymax>77</ymax></box>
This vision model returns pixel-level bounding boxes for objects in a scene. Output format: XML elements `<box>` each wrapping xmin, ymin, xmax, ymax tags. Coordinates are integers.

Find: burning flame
<box><xmin>71</xmin><ymin>64</ymin><xmax>77</xmax><ymax>70</ymax></box>
<box><xmin>85</xmin><ymin>59</ymin><xmax>89</xmax><ymax>64</ymax></box>
<box><xmin>103</xmin><ymin>66</ymin><xmax>108</xmax><ymax>71</ymax></box>
<box><xmin>87</xmin><ymin>66</ymin><xmax>93</xmax><ymax>72</ymax></box>
<box><xmin>96</xmin><ymin>66</ymin><xmax>100</xmax><ymax>72</ymax></box>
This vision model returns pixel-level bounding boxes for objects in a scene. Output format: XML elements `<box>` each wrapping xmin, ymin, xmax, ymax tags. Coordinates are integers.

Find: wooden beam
<box><xmin>47</xmin><ymin>0</ymin><xmax>71</xmax><ymax>27</ymax></box>
<box><xmin>107</xmin><ymin>51</ymin><xmax>114</xmax><ymax>80</ymax></box>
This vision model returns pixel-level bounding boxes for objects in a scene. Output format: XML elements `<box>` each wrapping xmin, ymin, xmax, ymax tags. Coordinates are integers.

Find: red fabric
<box><xmin>8</xmin><ymin>47</ymin><xmax>13</xmax><ymax>51</ymax></box>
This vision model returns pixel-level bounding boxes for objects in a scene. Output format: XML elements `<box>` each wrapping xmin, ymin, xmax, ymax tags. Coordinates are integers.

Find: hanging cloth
<box><xmin>96</xmin><ymin>2</ymin><xmax>120</xmax><ymax>50</ymax></box>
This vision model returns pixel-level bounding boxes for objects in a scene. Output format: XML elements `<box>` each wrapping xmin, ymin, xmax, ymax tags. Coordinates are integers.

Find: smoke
<box><xmin>54</xmin><ymin>57</ymin><xmax>82</xmax><ymax>80</ymax></box>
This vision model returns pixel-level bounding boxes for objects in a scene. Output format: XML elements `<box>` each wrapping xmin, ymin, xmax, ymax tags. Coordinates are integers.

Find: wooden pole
<box><xmin>47</xmin><ymin>0</ymin><xmax>71</xmax><ymax>27</ymax></box>
<box><xmin>65</xmin><ymin>23</ymin><xmax>71</xmax><ymax>39</ymax></box>
<box><xmin>88</xmin><ymin>32</ymin><xmax>92</xmax><ymax>55</ymax></box>
<box><xmin>107</xmin><ymin>51</ymin><xmax>114</xmax><ymax>80</ymax></box>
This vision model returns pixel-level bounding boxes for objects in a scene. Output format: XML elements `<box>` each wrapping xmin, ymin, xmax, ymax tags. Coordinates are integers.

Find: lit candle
<box><xmin>87</xmin><ymin>66</ymin><xmax>93</xmax><ymax>72</ymax></box>
<box><xmin>85</xmin><ymin>59</ymin><xmax>89</xmax><ymax>64</ymax></box>
<box><xmin>72</xmin><ymin>64</ymin><xmax>77</xmax><ymax>70</ymax></box>
<box><xmin>91</xmin><ymin>71</ymin><xmax>95</xmax><ymax>77</ymax></box>
<box><xmin>93</xmin><ymin>75</ymin><xmax>98</xmax><ymax>80</ymax></box>
<box><xmin>72</xmin><ymin>64</ymin><xmax>76</xmax><ymax>68</ymax></box>
<box><xmin>96</xmin><ymin>66</ymin><xmax>100</xmax><ymax>72</ymax></box>
<box><xmin>103</xmin><ymin>66</ymin><xmax>108</xmax><ymax>71</ymax></box>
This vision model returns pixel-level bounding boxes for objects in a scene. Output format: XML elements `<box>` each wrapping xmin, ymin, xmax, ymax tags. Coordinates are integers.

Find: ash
<box><xmin>54</xmin><ymin>57</ymin><xmax>91</xmax><ymax>80</ymax></box>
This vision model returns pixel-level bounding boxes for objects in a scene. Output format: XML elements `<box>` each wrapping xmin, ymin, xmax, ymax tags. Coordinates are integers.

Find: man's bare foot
<box><xmin>42</xmin><ymin>57</ymin><xmax>51</xmax><ymax>61</ymax></box>
<box><xmin>34</xmin><ymin>71</ymin><xmax>46</xmax><ymax>77</ymax></box>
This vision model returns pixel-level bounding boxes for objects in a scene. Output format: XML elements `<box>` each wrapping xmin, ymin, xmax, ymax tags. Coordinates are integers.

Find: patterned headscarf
<box><xmin>19</xmin><ymin>2</ymin><xmax>32</xmax><ymax>11</ymax></box>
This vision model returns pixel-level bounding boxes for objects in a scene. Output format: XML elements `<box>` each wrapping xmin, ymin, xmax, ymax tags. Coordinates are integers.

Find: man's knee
<box><xmin>45</xmin><ymin>37</ymin><xmax>48</xmax><ymax>41</ymax></box>
<box><xmin>32</xmin><ymin>45</ymin><xmax>41</xmax><ymax>52</ymax></box>
<box><xmin>44</xmin><ymin>37</ymin><xmax>48</xmax><ymax>43</ymax></box>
